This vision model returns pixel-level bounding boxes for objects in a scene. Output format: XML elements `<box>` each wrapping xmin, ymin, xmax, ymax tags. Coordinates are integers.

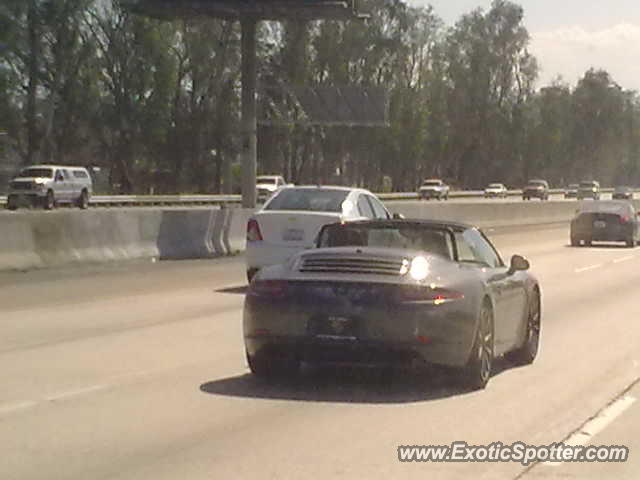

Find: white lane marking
<box><xmin>613</xmin><ymin>256</ymin><xmax>634</xmax><ymax>264</ymax></box>
<box><xmin>0</xmin><ymin>368</ymin><xmax>169</xmax><ymax>416</ymax></box>
<box><xmin>46</xmin><ymin>384</ymin><xmax>108</xmax><ymax>402</ymax></box>
<box><xmin>545</xmin><ymin>394</ymin><xmax>636</xmax><ymax>467</ymax></box>
<box><xmin>575</xmin><ymin>264</ymin><xmax>603</xmax><ymax>273</ymax></box>
<box><xmin>0</xmin><ymin>400</ymin><xmax>38</xmax><ymax>415</ymax></box>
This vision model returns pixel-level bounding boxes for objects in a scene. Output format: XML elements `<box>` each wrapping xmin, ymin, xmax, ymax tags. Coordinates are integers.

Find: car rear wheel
<box><xmin>626</xmin><ymin>236</ymin><xmax>635</xmax><ymax>248</ymax></box>
<box><xmin>570</xmin><ymin>237</ymin><xmax>579</xmax><ymax>247</ymax></box>
<box><xmin>6</xmin><ymin>195</ymin><xmax>17</xmax><ymax>210</ymax></box>
<box><xmin>246</xmin><ymin>350</ymin><xmax>300</xmax><ymax>379</ymax></box>
<box><xmin>78</xmin><ymin>189</ymin><xmax>89</xmax><ymax>209</ymax></box>
<box><xmin>461</xmin><ymin>302</ymin><xmax>494</xmax><ymax>390</ymax></box>
<box><xmin>506</xmin><ymin>290</ymin><xmax>541</xmax><ymax>366</ymax></box>
<box><xmin>44</xmin><ymin>190</ymin><xmax>55</xmax><ymax>210</ymax></box>
<box><xmin>246</xmin><ymin>268</ymin><xmax>258</xmax><ymax>283</ymax></box>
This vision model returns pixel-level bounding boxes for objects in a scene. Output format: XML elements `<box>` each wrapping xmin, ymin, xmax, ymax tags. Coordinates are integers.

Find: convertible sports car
<box><xmin>243</xmin><ymin>219</ymin><xmax>541</xmax><ymax>390</ymax></box>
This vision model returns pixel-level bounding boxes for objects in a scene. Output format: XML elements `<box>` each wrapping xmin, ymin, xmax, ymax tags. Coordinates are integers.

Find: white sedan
<box><xmin>245</xmin><ymin>186</ymin><xmax>392</xmax><ymax>282</ymax></box>
<box><xmin>484</xmin><ymin>183</ymin><xmax>508</xmax><ymax>198</ymax></box>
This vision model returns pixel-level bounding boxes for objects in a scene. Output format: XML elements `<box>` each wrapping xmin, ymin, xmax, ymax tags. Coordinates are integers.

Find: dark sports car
<box><xmin>570</xmin><ymin>200</ymin><xmax>639</xmax><ymax>247</ymax></box>
<box><xmin>243</xmin><ymin>219</ymin><xmax>541</xmax><ymax>390</ymax></box>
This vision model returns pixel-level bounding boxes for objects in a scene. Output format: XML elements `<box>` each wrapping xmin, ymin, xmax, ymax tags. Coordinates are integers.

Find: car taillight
<box><xmin>620</xmin><ymin>215</ymin><xmax>631</xmax><ymax>224</ymax></box>
<box><xmin>399</xmin><ymin>285</ymin><xmax>464</xmax><ymax>304</ymax></box>
<box><xmin>247</xmin><ymin>279</ymin><xmax>288</xmax><ymax>298</ymax></box>
<box><xmin>247</xmin><ymin>219</ymin><xmax>263</xmax><ymax>242</ymax></box>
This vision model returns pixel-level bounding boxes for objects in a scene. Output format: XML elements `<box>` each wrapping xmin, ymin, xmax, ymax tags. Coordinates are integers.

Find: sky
<box><xmin>407</xmin><ymin>0</ymin><xmax>640</xmax><ymax>91</ymax></box>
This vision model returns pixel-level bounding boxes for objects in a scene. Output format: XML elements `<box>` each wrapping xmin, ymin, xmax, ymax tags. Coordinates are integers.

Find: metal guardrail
<box><xmin>0</xmin><ymin>188</ymin><xmax>619</xmax><ymax>208</ymax></box>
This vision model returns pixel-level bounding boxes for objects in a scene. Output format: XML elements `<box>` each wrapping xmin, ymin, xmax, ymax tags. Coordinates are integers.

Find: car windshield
<box><xmin>580</xmin><ymin>181</ymin><xmax>596</xmax><ymax>188</ymax></box>
<box><xmin>19</xmin><ymin>168</ymin><xmax>53</xmax><ymax>178</ymax></box>
<box><xmin>264</xmin><ymin>188</ymin><xmax>349</xmax><ymax>212</ymax></box>
<box><xmin>615</xmin><ymin>186</ymin><xmax>630</xmax><ymax>191</ymax></box>
<box><xmin>527</xmin><ymin>180</ymin><xmax>545</xmax><ymax>187</ymax></box>
<box><xmin>318</xmin><ymin>223</ymin><xmax>455</xmax><ymax>259</ymax></box>
<box><xmin>488</xmin><ymin>184</ymin><xmax>503</xmax><ymax>188</ymax></box>
<box><xmin>569</xmin><ymin>184</ymin><xmax>579</xmax><ymax>189</ymax></box>
<box><xmin>422</xmin><ymin>181</ymin><xmax>441</xmax><ymax>187</ymax></box>
<box><xmin>257</xmin><ymin>177</ymin><xmax>277</xmax><ymax>184</ymax></box>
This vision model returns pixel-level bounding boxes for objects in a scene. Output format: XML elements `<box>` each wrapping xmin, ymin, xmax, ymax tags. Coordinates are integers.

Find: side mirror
<box><xmin>508</xmin><ymin>254</ymin><xmax>530</xmax><ymax>274</ymax></box>
<box><xmin>392</xmin><ymin>212</ymin><xmax>405</xmax><ymax>219</ymax></box>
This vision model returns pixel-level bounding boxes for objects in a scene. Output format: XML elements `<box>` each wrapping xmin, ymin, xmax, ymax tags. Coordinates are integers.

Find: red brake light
<box><xmin>247</xmin><ymin>219</ymin><xmax>263</xmax><ymax>242</ymax></box>
<box><xmin>247</xmin><ymin>279</ymin><xmax>288</xmax><ymax>298</ymax></box>
<box><xmin>620</xmin><ymin>215</ymin><xmax>631</xmax><ymax>224</ymax></box>
<box><xmin>399</xmin><ymin>286</ymin><xmax>464</xmax><ymax>304</ymax></box>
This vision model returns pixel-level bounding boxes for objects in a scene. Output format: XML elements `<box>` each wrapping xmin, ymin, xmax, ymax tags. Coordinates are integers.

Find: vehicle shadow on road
<box><xmin>215</xmin><ymin>285</ymin><xmax>248</xmax><ymax>294</ymax></box>
<box><xmin>199</xmin><ymin>358</ymin><xmax>513</xmax><ymax>404</ymax></box>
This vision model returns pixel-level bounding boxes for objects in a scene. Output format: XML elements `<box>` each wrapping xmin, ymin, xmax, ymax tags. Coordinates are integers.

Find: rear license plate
<box><xmin>309</xmin><ymin>315</ymin><xmax>357</xmax><ymax>339</ymax></box>
<box><xmin>593</xmin><ymin>220</ymin><xmax>606</xmax><ymax>229</ymax></box>
<box><xmin>282</xmin><ymin>228</ymin><xmax>304</xmax><ymax>241</ymax></box>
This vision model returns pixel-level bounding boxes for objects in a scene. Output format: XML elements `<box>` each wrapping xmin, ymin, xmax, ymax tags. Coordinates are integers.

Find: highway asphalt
<box><xmin>1</xmin><ymin>223</ymin><xmax>639</xmax><ymax>479</ymax></box>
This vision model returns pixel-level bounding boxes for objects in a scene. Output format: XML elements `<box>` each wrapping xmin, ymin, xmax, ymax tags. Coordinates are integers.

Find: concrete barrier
<box><xmin>389</xmin><ymin>200</ymin><xmax>588</xmax><ymax>228</ymax></box>
<box><xmin>2</xmin><ymin>200</ymin><xmax>639</xmax><ymax>272</ymax></box>
<box><xmin>0</xmin><ymin>208</ymin><xmax>231</xmax><ymax>271</ymax></box>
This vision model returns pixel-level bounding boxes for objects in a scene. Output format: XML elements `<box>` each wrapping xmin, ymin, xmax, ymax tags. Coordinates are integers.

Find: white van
<box><xmin>6</xmin><ymin>165</ymin><xmax>93</xmax><ymax>210</ymax></box>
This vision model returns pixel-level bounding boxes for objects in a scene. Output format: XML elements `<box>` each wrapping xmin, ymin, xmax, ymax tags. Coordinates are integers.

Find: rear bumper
<box><xmin>571</xmin><ymin>225</ymin><xmax>633</xmax><ymax>242</ymax></box>
<box><xmin>244</xmin><ymin>295</ymin><xmax>476</xmax><ymax>368</ymax></box>
<box><xmin>523</xmin><ymin>190</ymin><xmax>545</xmax><ymax>198</ymax></box>
<box><xmin>419</xmin><ymin>190</ymin><xmax>445</xmax><ymax>198</ymax></box>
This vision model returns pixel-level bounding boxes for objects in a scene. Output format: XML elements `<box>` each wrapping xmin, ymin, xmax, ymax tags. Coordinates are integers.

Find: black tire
<box><xmin>246</xmin><ymin>350</ymin><xmax>300</xmax><ymax>379</ymax></box>
<box><xmin>43</xmin><ymin>190</ymin><xmax>55</xmax><ymax>210</ymax></box>
<box><xmin>626</xmin><ymin>237</ymin><xmax>635</xmax><ymax>248</ymax></box>
<box><xmin>461</xmin><ymin>301</ymin><xmax>494</xmax><ymax>390</ymax></box>
<box><xmin>246</xmin><ymin>268</ymin><xmax>258</xmax><ymax>283</ymax></box>
<box><xmin>523</xmin><ymin>196</ymin><xmax>528</xmax><ymax>201</ymax></box>
<box><xmin>585</xmin><ymin>239</ymin><xmax>592</xmax><ymax>246</ymax></box>
<box><xmin>78</xmin><ymin>189</ymin><xmax>89</xmax><ymax>209</ymax></box>
<box><xmin>6</xmin><ymin>195</ymin><xmax>17</xmax><ymax>211</ymax></box>
<box><xmin>570</xmin><ymin>237</ymin><xmax>579</xmax><ymax>247</ymax></box>
<box><xmin>506</xmin><ymin>289</ymin><xmax>541</xmax><ymax>366</ymax></box>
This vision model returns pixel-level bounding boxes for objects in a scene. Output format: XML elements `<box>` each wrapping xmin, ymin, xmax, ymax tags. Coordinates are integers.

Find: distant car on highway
<box><xmin>484</xmin><ymin>183</ymin><xmax>508</xmax><ymax>198</ymax></box>
<box><xmin>6</xmin><ymin>165</ymin><xmax>92</xmax><ymax>211</ymax></box>
<box><xmin>570</xmin><ymin>200</ymin><xmax>638</xmax><ymax>247</ymax></box>
<box><xmin>244</xmin><ymin>218</ymin><xmax>541</xmax><ymax>389</ymax></box>
<box><xmin>522</xmin><ymin>179</ymin><xmax>549</xmax><ymax>201</ymax></box>
<box><xmin>564</xmin><ymin>184</ymin><xmax>579</xmax><ymax>199</ymax></box>
<box><xmin>256</xmin><ymin>175</ymin><xmax>290</xmax><ymax>203</ymax></box>
<box><xmin>612</xmin><ymin>186</ymin><xmax>634</xmax><ymax>200</ymax></box>
<box><xmin>576</xmin><ymin>180</ymin><xmax>601</xmax><ymax>200</ymax></box>
<box><xmin>418</xmin><ymin>178</ymin><xmax>450</xmax><ymax>200</ymax></box>
<box><xmin>245</xmin><ymin>186</ymin><xmax>391</xmax><ymax>282</ymax></box>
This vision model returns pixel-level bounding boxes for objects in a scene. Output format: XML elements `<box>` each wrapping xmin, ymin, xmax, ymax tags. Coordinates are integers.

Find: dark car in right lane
<box><xmin>612</xmin><ymin>186</ymin><xmax>634</xmax><ymax>200</ymax></box>
<box><xmin>570</xmin><ymin>200</ymin><xmax>639</xmax><ymax>247</ymax></box>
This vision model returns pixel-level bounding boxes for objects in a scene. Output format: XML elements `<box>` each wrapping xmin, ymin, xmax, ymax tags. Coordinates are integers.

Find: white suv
<box><xmin>6</xmin><ymin>165</ymin><xmax>93</xmax><ymax>210</ymax></box>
